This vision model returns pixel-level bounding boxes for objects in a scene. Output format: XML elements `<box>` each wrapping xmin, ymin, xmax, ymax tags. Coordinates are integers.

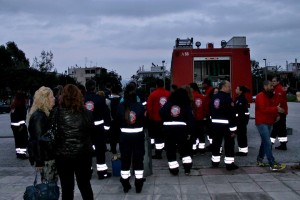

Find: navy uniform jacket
<box><xmin>84</xmin><ymin>91</ymin><xmax>111</xmax><ymax>127</ymax></box>
<box><xmin>116</xmin><ymin>101</ymin><xmax>145</xmax><ymax>129</ymax></box>
<box><xmin>159</xmin><ymin>101</ymin><xmax>194</xmax><ymax>135</ymax></box>
<box><xmin>234</xmin><ymin>94</ymin><xmax>250</xmax><ymax>125</ymax></box>
<box><xmin>210</xmin><ymin>91</ymin><xmax>236</xmax><ymax>131</ymax></box>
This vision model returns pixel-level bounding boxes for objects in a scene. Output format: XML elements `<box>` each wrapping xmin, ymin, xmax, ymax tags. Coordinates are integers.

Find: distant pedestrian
<box><xmin>159</xmin><ymin>88</ymin><xmax>194</xmax><ymax>175</ymax></box>
<box><xmin>117</xmin><ymin>82</ymin><xmax>146</xmax><ymax>193</ymax></box>
<box><xmin>210</xmin><ymin>80</ymin><xmax>239</xmax><ymax>171</ymax></box>
<box><xmin>255</xmin><ymin>80</ymin><xmax>286</xmax><ymax>171</ymax></box>
<box><xmin>271</xmin><ymin>76</ymin><xmax>288</xmax><ymax>150</ymax></box>
<box><xmin>10</xmin><ymin>91</ymin><xmax>29</xmax><ymax>159</ymax></box>
<box><xmin>234</xmin><ymin>85</ymin><xmax>250</xmax><ymax>156</ymax></box>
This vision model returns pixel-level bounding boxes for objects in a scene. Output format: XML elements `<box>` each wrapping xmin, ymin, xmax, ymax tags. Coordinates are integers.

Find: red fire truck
<box><xmin>171</xmin><ymin>36</ymin><xmax>252</xmax><ymax>102</ymax></box>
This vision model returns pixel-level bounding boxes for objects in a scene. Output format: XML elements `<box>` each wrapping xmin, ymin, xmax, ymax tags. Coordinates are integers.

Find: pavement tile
<box><xmin>181</xmin><ymin>194</ymin><xmax>211</xmax><ymax>200</ymax></box>
<box><xmin>155</xmin><ymin>176</ymin><xmax>179</xmax><ymax>185</ymax></box>
<box><xmin>241</xmin><ymin>166</ymin><xmax>269</xmax><ymax>174</ymax></box>
<box><xmin>210</xmin><ymin>193</ymin><xmax>240</xmax><ymax>200</ymax></box>
<box><xmin>206</xmin><ymin>183</ymin><xmax>236</xmax><ymax>194</ymax></box>
<box><xmin>267</xmin><ymin>191</ymin><xmax>300</xmax><ymax>200</ymax></box>
<box><xmin>95</xmin><ymin>194</ymin><xmax>125</xmax><ymax>200</ymax></box>
<box><xmin>248</xmin><ymin>174</ymin><xmax>278</xmax><ymax>182</ymax></box>
<box><xmin>231</xmin><ymin>182</ymin><xmax>263</xmax><ymax>193</ymax></box>
<box><xmin>124</xmin><ymin>194</ymin><xmax>153</xmax><ymax>200</ymax></box>
<box><xmin>273</xmin><ymin>172</ymin><xmax>300</xmax><ymax>181</ymax></box>
<box><xmin>202</xmin><ymin>175</ymin><xmax>229</xmax><ymax>184</ymax></box>
<box><xmin>179</xmin><ymin>176</ymin><xmax>204</xmax><ymax>185</ymax></box>
<box><xmin>225</xmin><ymin>174</ymin><xmax>253</xmax><ymax>183</ymax></box>
<box><xmin>283</xmin><ymin>180</ymin><xmax>300</xmax><ymax>190</ymax></box>
<box><xmin>180</xmin><ymin>184</ymin><xmax>209</xmax><ymax>194</ymax></box>
<box><xmin>237</xmin><ymin>192</ymin><xmax>273</xmax><ymax>200</ymax></box>
<box><xmin>154</xmin><ymin>184</ymin><xmax>181</xmax><ymax>195</ymax></box>
<box><xmin>153</xmin><ymin>194</ymin><xmax>181</xmax><ymax>200</ymax></box>
<box><xmin>256</xmin><ymin>181</ymin><xmax>292</xmax><ymax>192</ymax></box>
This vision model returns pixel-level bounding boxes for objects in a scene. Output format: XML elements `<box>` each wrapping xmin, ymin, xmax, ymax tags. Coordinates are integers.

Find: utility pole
<box><xmin>263</xmin><ymin>58</ymin><xmax>267</xmax><ymax>80</ymax></box>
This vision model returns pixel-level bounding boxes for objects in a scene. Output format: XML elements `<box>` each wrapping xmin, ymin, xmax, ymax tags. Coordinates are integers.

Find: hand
<box><xmin>275</xmin><ymin>116</ymin><xmax>280</xmax><ymax>123</ymax></box>
<box><xmin>277</xmin><ymin>105</ymin><xmax>285</xmax><ymax>113</ymax></box>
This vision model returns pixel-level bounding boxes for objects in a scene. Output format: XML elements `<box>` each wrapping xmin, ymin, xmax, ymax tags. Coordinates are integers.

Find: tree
<box><xmin>94</xmin><ymin>69</ymin><xmax>122</xmax><ymax>92</ymax></box>
<box><xmin>32</xmin><ymin>50</ymin><xmax>54</xmax><ymax>72</ymax></box>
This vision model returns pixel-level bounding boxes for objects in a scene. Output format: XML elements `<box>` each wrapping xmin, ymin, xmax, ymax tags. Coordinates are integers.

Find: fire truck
<box><xmin>171</xmin><ymin>36</ymin><xmax>252</xmax><ymax>102</ymax></box>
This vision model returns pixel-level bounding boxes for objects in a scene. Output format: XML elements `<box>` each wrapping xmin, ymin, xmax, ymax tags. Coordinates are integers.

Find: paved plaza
<box><xmin>0</xmin><ymin>103</ymin><xmax>300</xmax><ymax>199</ymax></box>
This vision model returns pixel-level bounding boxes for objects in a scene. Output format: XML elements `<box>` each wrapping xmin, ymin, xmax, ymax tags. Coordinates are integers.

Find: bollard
<box><xmin>143</xmin><ymin>129</ymin><xmax>153</xmax><ymax>177</ymax></box>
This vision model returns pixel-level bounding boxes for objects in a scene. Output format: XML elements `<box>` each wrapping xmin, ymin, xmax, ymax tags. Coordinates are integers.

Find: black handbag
<box><xmin>23</xmin><ymin>172</ymin><xmax>60</xmax><ymax>200</ymax></box>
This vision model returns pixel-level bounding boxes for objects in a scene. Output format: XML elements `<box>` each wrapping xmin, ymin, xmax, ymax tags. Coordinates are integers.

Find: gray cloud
<box><xmin>1</xmin><ymin>0</ymin><xmax>299</xmax><ymax>80</ymax></box>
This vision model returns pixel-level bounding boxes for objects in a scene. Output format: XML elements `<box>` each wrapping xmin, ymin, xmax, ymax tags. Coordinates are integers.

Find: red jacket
<box><xmin>147</xmin><ymin>87</ymin><xmax>170</xmax><ymax>121</ymax></box>
<box><xmin>192</xmin><ymin>91</ymin><xmax>208</xmax><ymax>120</ymax></box>
<box><xmin>255</xmin><ymin>91</ymin><xmax>278</xmax><ymax>125</ymax></box>
<box><xmin>273</xmin><ymin>83</ymin><xmax>288</xmax><ymax>115</ymax></box>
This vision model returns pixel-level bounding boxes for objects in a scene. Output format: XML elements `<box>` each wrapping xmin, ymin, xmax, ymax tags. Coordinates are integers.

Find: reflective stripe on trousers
<box><xmin>224</xmin><ymin>157</ymin><xmax>234</xmax><ymax>164</ymax></box>
<box><xmin>121</xmin><ymin>127</ymin><xmax>143</xmax><ymax>133</ymax></box>
<box><xmin>11</xmin><ymin>120</ymin><xmax>26</xmax><ymax>126</ymax></box>
<box><xmin>238</xmin><ymin>146</ymin><xmax>248</xmax><ymax>153</ymax></box>
<box><xmin>168</xmin><ymin>161</ymin><xmax>179</xmax><ymax>169</ymax></box>
<box><xmin>121</xmin><ymin>170</ymin><xmax>131</xmax><ymax>179</ymax></box>
<box><xmin>97</xmin><ymin>164</ymin><xmax>108</xmax><ymax>171</ymax></box>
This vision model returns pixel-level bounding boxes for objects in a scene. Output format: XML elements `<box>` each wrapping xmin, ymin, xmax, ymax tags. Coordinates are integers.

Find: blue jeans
<box><xmin>256</xmin><ymin>124</ymin><xmax>275</xmax><ymax>166</ymax></box>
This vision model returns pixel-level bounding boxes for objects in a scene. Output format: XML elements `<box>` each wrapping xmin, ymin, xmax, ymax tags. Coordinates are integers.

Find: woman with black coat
<box><xmin>55</xmin><ymin>84</ymin><xmax>94</xmax><ymax>200</ymax></box>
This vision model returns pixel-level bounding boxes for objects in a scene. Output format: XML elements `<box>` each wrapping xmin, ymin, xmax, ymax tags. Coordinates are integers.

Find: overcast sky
<box><xmin>1</xmin><ymin>0</ymin><xmax>300</xmax><ymax>81</ymax></box>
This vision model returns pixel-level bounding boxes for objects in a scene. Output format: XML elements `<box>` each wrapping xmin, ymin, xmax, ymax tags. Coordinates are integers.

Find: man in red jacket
<box><xmin>147</xmin><ymin>79</ymin><xmax>170</xmax><ymax>159</ymax></box>
<box><xmin>255</xmin><ymin>80</ymin><xmax>286</xmax><ymax>171</ymax></box>
<box><xmin>270</xmin><ymin>76</ymin><xmax>288</xmax><ymax>150</ymax></box>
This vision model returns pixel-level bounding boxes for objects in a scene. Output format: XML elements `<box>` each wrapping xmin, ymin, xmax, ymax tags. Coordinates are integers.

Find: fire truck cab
<box><xmin>171</xmin><ymin>36</ymin><xmax>252</xmax><ymax>102</ymax></box>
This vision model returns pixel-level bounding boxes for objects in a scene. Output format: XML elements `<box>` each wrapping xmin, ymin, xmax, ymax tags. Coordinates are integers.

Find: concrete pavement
<box><xmin>0</xmin><ymin>103</ymin><xmax>300</xmax><ymax>199</ymax></box>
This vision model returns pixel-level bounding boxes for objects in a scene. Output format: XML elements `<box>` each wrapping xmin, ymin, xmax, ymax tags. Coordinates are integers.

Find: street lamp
<box><xmin>263</xmin><ymin>58</ymin><xmax>267</xmax><ymax>80</ymax></box>
<box><xmin>162</xmin><ymin>60</ymin><xmax>166</xmax><ymax>88</ymax></box>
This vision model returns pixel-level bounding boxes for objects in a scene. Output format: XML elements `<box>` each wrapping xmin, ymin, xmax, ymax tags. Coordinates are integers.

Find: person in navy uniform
<box><xmin>84</xmin><ymin>80</ymin><xmax>111</xmax><ymax>179</ymax></box>
<box><xmin>234</xmin><ymin>85</ymin><xmax>250</xmax><ymax>156</ymax></box>
<box><xmin>117</xmin><ymin>82</ymin><xmax>146</xmax><ymax>193</ymax></box>
<box><xmin>159</xmin><ymin>88</ymin><xmax>194</xmax><ymax>175</ymax></box>
<box><xmin>210</xmin><ymin>80</ymin><xmax>239</xmax><ymax>171</ymax></box>
<box><xmin>10</xmin><ymin>92</ymin><xmax>29</xmax><ymax>159</ymax></box>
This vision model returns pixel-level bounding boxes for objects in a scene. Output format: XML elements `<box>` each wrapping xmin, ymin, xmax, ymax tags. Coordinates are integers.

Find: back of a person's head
<box><xmin>190</xmin><ymin>82</ymin><xmax>200</xmax><ymax>93</ymax></box>
<box><xmin>169</xmin><ymin>87</ymin><xmax>190</xmax><ymax>106</ymax></box>
<box><xmin>239</xmin><ymin>85</ymin><xmax>250</xmax><ymax>94</ymax></box>
<box><xmin>124</xmin><ymin>82</ymin><xmax>137</xmax><ymax>103</ymax></box>
<box><xmin>60</xmin><ymin>84</ymin><xmax>84</xmax><ymax>112</ymax></box>
<box><xmin>156</xmin><ymin>79</ymin><xmax>164</xmax><ymax>88</ymax></box>
<box><xmin>85</xmin><ymin>80</ymin><xmax>96</xmax><ymax>92</ymax></box>
<box><xmin>29</xmin><ymin>86</ymin><xmax>53</xmax><ymax>117</ymax></box>
<box><xmin>53</xmin><ymin>85</ymin><xmax>63</xmax><ymax>98</ymax></box>
<box><xmin>203</xmin><ymin>78</ymin><xmax>212</xmax><ymax>86</ymax></box>
<box><xmin>111</xmin><ymin>84</ymin><xmax>120</xmax><ymax>95</ymax></box>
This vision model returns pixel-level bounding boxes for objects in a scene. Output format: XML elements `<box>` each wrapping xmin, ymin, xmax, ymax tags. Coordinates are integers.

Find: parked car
<box><xmin>0</xmin><ymin>102</ymin><xmax>10</xmax><ymax>113</ymax></box>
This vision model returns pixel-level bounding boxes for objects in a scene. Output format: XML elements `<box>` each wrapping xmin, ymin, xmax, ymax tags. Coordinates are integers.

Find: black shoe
<box><xmin>184</xmin><ymin>168</ymin><xmax>191</xmax><ymax>175</ymax></box>
<box><xmin>16</xmin><ymin>154</ymin><xmax>28</xmax><ymax>160</ymax></box>
<box><xmin>98</xmin><ymin>172</ymin><xmax>112</xmax><ymax>180</ymax></box>
<box><xmin>120</xmin><ymin>178</ymin><xmax>132</xmax><ymax>193</ymax></box>
<box><xmin>206</xmin><ymin>145</ymin><xmax>212</xmax><ymax>152</ymax></box>
<box><xmin>226</xmin><ymin>163</ymin><xmax>239</xmax><ymax>171</ymax></box>
<box><xmin>235</xmin><ymin>152</ymin><xmax>248</xmax><ymax>156</ymax></box>
<box><xmin>211</xmin><ymin>161</ymin><xmax>219</xmax><ymax>168</ymax></box>
<box><xmin>135</xmin><ymin>178</ymin><xmax>146</xmax><ymax>193</ymax></box>
<box><xmin>169</xmin><ymin>168</ymin><xmax>179</xmax><ymax>176</ymax></box>
<box><xmin>198</xmin><ymin>149</ymin><xmax>206</xmax><ymax>155</ymax></box>
<box><xmin>275</xmin><ymin>143</ymin><xmax>287</xmax><ymax>150</ymax></box>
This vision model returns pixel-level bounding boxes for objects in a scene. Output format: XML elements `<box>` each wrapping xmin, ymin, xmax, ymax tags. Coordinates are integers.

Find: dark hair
<box><xmin>168</xmin><ymin>88</ymin><xmax>190</xmax><ymax>107</ymax></box>
<box><xmin>190</xmin><ymin>82</ymin><xmax>200</xmax><ymax>94</ymax></box>
<box><xmin>239</xmin><ymin>85</ymin><xmax>250</xmax><ymax>94</ymax></box>
<box><xmin>59</xmin><ymin>84</ymin><xmax>84</xmax><ymax>112</ymax></box>
<box><xmin>272</xmin><ymin>76</ymin><xmax>280</xmax><ymax>82</ymax></box>
<box><xmin>53</xmin><ymin>85</ymin><xmax>63</xmax><ymax>98</ymax></box>
<box><xmin>124</xmin><ymin>82</ymin><xmax>137</xmax><ymax>125</ymax></box>
<box><xmin>85</xmin><ymin>80</ymin><xmax>96</xmax><ymax>92</ymax></box>
<box><xmin>203</xmin><ymin>78</ymin><xmax>212</xmax><ymax>86</ymax></box>
<box><xmin>11</xmin><ymin>92</ymin><xmax>27</xmax><ymax>109</ymax></box>
<box><xmin>156</xmin><ymin>79</ymin><xmax>164</xmax><ymax>88</ymax></box>
<box><xmin>77</xmin><ymin>84</ymin><xmax>86</xmax><ymax>96</ymax></box>
<box><xmin>263</xmin><ymin>80</ymin><xmax>271</xmax><ymax>86</ymax></box>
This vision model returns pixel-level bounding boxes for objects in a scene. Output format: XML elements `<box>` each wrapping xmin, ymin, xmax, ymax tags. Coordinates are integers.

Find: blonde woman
<box><xmin>28</xmin><ymin>86</ymin><xmax>57</xmax><ymax>182</ymax></box>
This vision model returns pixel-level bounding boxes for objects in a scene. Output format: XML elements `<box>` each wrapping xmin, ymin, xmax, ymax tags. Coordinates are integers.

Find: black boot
<box><xmin>235</xmin><ymin>152</ymin><xmax>248</xmax><ymax>156</ymax></box>
<box><xmin>275</xmin><ymin>142</ymin><xmax>287</xmax><ymax>150</ymax></box>
<box><xmin>120</xmin><ymin>178</ymin><xmax>131</xmax><ymax>193</ymax></box>
<box><xmin>183</xmin><ymin>162</ymin><xmax>193</xmax><ymax>175</ymax></box>
<box><xmin>169</xmin><ymin>168</ymin><xmax>179</xmax><ymax>176</ymax></box>
<box><xmin>152</xmin><ymin>150</ymin><xmax>162</xmax><ymax>159</ymax></box>
<box><xmin>135</xmin><ymin>178</ymin><xmax>146</xmax><ymax>193</ymax></box>
<box><xmin>226</xmin><ymin>163</ymin><xmax>239</xmax><ymax>171</ymax></box>
<box><xmin>16</xmin><ymin>153</ymin><xmax>28</xmax><ymax>160</ymax></box>
<box><xmin>97</xmin><ymin>170</ymin><xmax>112</xmax><ymax>180</ymax></box>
